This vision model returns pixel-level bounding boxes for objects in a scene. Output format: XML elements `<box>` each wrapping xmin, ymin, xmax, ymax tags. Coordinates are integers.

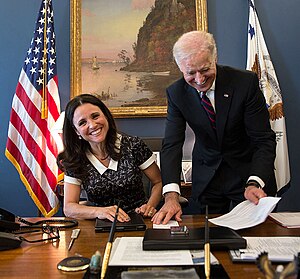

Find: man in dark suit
<box><xmin>152</xmin><ymin>30</ymin><xmax>276</xmax><ymax>225</ymax></box>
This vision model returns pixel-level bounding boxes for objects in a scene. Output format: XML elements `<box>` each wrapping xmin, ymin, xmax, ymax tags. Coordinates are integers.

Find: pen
<box><xmin>204</xmin><ymin>205</ymin><xmax>210</xmax><ymax>279</ymax></box>
<box><xmin>100</xmin><ymin>201</ymin><xmax>120</xmax><ymax>279</ymax></box>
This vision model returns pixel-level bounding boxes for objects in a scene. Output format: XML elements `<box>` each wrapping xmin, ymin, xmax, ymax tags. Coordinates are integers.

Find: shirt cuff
<box><xmin>139</xmin><ymin>153</ymin><xmax>156</xmax><ymax>170</ymax></box>
<box><xmin>162</xmin><ymin>183</ymin><xmax>181</xmax><ymax>195</ymax></box>
<box><xmin>247</xmin><ymin>176</ymin><xmax>265</xmax><ymax>188</ymax></box>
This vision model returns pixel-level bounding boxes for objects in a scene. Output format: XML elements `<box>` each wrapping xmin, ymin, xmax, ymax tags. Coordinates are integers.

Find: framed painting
<box><xmin>71</xmin><ymin>0</ymin><xmax>207</xmax><ymax>118</ymax></box>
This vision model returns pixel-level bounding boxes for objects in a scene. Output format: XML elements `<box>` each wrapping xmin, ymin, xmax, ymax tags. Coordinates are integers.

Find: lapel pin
<box><xmin>224</xmin><ymin>94</ymin><xmax>229</xmax><ymax>98</ymax></box>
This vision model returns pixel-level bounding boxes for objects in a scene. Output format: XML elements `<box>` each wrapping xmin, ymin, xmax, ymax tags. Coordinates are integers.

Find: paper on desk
<box><xmin>109</xmin><ymin>237</ymin><xmax>218</xmax><ymax>266</ymax></box>
<box><xmin>152</xmin><ymin>220</ymin><xmax>179</xmax><ymax>229</ymax></box>
<box><xmin>109</xmin><ymin>237</ymin><xmax>193</xmax><ymax>266</ymax></box>
<box><xmin>269</xmin><ymin>212</ymin><xmax>300</xmax><ymax>228</ymax></box>
<box><xmin>209</xmin><ymin>197</ymin><xmax>281</xmax><ymax>230</ymax></box>
<box><xmin>230</xmin><ymin>237</ymin><xmax>300</xmax><ymax>262</ymax></box>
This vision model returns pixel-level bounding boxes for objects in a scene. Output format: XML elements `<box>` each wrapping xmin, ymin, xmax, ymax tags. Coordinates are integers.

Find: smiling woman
<box><xmin>56</xmin><ymin>94</ymin><xmax>163</xmax><ymax>222</ymax></box>
<box><xmin>72</xmin><ymin>103</ymin><xmax>109</xmax><ymax>153</ymax></box>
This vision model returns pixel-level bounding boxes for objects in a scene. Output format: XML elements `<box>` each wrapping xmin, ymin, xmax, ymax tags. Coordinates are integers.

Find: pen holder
<box><xmin>257</xmin><ymin>252</ymin><xmax>299</xmax><ymax>279</ymax></box>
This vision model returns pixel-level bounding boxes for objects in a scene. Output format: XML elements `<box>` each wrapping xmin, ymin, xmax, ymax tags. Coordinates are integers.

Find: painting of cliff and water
<box><xmin>71</xmin><ymin>0</ymin><xmax>207</xmax><ymax>117</ymax></box>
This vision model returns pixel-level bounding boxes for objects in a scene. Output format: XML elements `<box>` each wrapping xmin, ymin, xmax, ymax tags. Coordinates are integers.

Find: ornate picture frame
<box><xmin>71</xmin><ymin>0</ymin><xmax>207</xmax><ymax>118</ymax></box>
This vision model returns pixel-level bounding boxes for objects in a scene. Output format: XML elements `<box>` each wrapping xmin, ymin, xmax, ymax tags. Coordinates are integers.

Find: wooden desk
<box><xmin>1</xmin><ymin>216</ymin><xmax>299</xmax><ymax>279</ymax></box>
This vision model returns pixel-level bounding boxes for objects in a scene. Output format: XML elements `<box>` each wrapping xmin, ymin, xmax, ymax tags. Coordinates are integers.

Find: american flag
<box><xmin>5</xmin><ymin>0</ymin><xmax>62</xmax><ymax>216</ymax></box>
<box><xmin>247</xmin><ymin>0</ymin><xmax>290</xmax><ymax>192</ymax></box>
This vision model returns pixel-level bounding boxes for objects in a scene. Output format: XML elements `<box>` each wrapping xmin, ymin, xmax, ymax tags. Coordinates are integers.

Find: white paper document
<box><xmin>109</xmin><ymin>237</ymin><xmax>193</xmax><ymax>266</ymax></box>
<box><xmin>152</xmin><ymin>220</ymin><xmax>179</xmax><ymax>229</ymax></box>
<box><xmin>269</xmin><ymin>212</ymin><xmax>300</xmax><ymax>228</ymax></box>
<box><xmin>109</xmin><ymin>237</ymin><xmax>218</xmax><ymax>266</ymax></box>
<box><xmin>230</xmin><ymin>237</ymin><xmax>300</xmax><ymax>262</ymax></box>
<box><xmin>209</xmin><ymin>197</ymin><xmax>281</xmax><ymax>230</ymax></box>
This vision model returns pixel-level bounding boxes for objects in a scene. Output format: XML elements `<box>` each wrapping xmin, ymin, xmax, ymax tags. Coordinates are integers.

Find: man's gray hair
<box><xmin>173</xmin><ymin>31</ymin><xmax>217</xmax><ymax>67</ymax></box>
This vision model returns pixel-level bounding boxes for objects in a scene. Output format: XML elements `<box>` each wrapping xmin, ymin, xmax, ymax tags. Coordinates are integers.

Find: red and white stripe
<box><xmin>6</xmin><ymin>69</ymin><xmax>61</xmax><ymax>216</ymax></box>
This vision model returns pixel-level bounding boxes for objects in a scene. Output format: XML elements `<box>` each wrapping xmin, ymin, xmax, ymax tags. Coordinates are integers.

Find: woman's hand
<box><xmin>97</xmin><ymin>205</ymin><xmax>131</xmax><ymax>222</ymax></box>
<box><xmin>135</xmin><ymin>204</ymin><xmax>157</xmax><ymax>218</ymax></box>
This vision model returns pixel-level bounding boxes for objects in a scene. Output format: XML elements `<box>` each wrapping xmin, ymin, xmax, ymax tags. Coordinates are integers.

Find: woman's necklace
<box><xmin>100</xmin><ymin>154</ymin><xmax>109</xmax><ymax>161</ymax></box>
<box><xmin>92</xmin><ymin>151</ymin><xmax>109</xmax><ymax>161</ymax></box>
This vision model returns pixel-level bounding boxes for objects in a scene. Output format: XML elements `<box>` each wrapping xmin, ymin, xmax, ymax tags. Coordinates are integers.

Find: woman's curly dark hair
<box><xmin>57</xmin><ymin>94</ymin><xmax>121</xmax><ymax>179</ymax></box>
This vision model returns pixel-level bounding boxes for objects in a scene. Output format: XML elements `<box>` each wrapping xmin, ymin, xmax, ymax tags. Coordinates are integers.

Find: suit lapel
<box><xmin>215</xmin><ymin>66</ymin><xmax>233</xmax><ymax>147</ymax></box>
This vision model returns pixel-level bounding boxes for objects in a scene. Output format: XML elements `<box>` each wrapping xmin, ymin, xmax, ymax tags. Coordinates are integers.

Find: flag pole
<box><xmin>41</xmin><ymin>0</ymin><xmax>48</xmax><ymax>119</ymax></box>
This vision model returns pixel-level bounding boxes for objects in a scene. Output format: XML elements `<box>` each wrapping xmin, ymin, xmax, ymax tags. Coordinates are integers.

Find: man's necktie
<box><xmin>201</xmin><ymin>92</ymin><xmax>216</xmax><ymax>130</ymax></box>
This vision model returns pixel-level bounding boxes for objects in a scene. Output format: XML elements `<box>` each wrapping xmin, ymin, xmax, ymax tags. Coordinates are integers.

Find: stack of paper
<box><xmin>229</xmin><ymin>237</ymin><xmax>300</xmax><ymax>262</ymax></box>
<box><xmin>269</xmin><ymin>212</ymin><xmax>300</xmax><ymax>228</ymax></box>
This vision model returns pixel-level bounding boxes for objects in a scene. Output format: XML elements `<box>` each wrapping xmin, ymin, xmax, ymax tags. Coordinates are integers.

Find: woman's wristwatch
<box><xmin>245</xmin><ymin>180</ymin><xmax>262</xmax><ymax>189</ymax></box>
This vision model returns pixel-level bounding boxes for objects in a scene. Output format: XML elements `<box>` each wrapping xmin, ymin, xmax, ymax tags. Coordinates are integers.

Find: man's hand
<box><xmin>244</xmin><ymin>186</ymin><xmax>267</xmax><ymax>205</ymax></box>
<box><xmin>151</xmin><ymin>192</ymin><xmax>182</xmax><ymax>225</ymax></box>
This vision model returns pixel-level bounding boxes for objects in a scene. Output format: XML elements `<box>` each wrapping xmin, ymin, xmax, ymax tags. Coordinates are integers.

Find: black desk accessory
<box><xmin>0</xmin><ymin>232</ymin><xmax>22</xmax><ymax>250</ymax></box>
<box><xmin>143</xmin><ymin>226</ymin><xmax>246</xmax><ymax>251</ymax></box>
<box><xmin>95</xmin><ymin>212</ymin><xmax>146</xmax><ymax>232</ymax></box>
<box><xmin>0</xmin><ymin>207</ymin><xmax>78</xmax><ymax>234</ymax></box>
<box><xmin>0</xmin><ymin>208</ymin><xmax>20</xmax><ymax>232</ymax></box>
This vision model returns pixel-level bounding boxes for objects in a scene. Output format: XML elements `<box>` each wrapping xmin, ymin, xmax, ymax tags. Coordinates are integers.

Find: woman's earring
<box><xmin>78</xmin><ymin>135</ymin><xmax>82</xmax><ymax>140</ymax></box>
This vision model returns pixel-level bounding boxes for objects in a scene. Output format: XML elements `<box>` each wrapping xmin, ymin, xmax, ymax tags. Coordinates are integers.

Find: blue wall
<box><xmin>1</xmin><ymin>0</ymin><xmax>299</xmax><ymax>216</ymax></box>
